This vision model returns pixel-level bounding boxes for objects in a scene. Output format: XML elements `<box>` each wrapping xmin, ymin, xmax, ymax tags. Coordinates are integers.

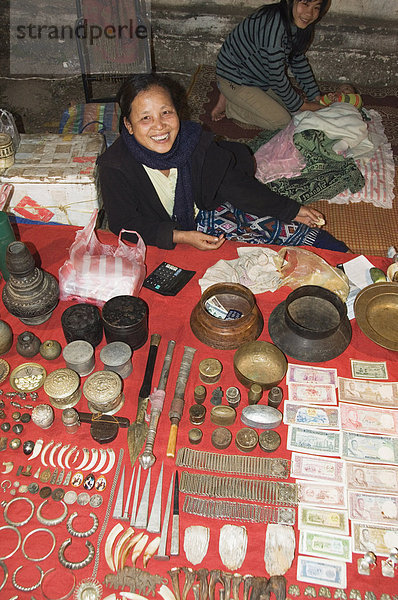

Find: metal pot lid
<box><xmin>268</xmin><ymin>290</ymin><xmax>352</xmax><ymax>362</ymax></box>
<box><xmin>354</xmin><ymin>282</ymin><xmax>398</xmax><ymax>351</ymax></box>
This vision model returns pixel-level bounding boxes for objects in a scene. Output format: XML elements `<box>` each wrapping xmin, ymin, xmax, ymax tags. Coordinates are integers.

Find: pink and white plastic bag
<box><xmin>59</xmin><ymin>210</ymin><xmax>146</xmax><ymax>306</ymax></box>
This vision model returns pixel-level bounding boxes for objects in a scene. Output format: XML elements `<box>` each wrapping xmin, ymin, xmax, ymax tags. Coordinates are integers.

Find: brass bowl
<box><xmin>190</xmin><ymin>283</ymin><xmax>263</xmax><ymax>350</ymax></box>
<box><xmin>233</xmin><ymin>340</ymin><xmax>287</xmax><ymax>390</ymax></box>
<box><xmin>354</xmin><ymin>282</ymin><xmax>398</xmax><ymax>350</ymax></box>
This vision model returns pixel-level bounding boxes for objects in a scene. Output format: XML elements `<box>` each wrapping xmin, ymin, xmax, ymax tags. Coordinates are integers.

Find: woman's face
<box><xmin>124</xmin><ymin>86</ymin><xmax>180</xmax><ymax>153</ymax></box>
<box><xmin>293</xmin><ymin>0</ymin><xmax>322</xmax><ymax>29</ymax></box>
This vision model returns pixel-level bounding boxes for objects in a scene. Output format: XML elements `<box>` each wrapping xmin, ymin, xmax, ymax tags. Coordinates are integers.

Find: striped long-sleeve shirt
<box><xmin>216</xmin><ymin>8</ymin><xmax>320</xmax><ymax>113</ymax></box>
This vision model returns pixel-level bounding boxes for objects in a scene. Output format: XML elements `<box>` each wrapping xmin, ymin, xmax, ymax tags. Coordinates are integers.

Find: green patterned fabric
<box><xmin>248</xmin><ymin>128</ymin><xmax>365</xmax><ymax>205</ymax></box>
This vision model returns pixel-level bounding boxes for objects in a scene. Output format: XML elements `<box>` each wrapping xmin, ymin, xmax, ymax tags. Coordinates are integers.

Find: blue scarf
<box><xmin>121</xmin><ymin>120</ymin><xmax>202</xmax><ymax>231</ymax></box>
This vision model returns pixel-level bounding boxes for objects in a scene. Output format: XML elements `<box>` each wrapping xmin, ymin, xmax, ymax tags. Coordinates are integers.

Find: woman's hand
<box><xmin>173</xmin><ymin>229</ymin><xmax>226</xmax><ymax>250</ymax></box>
<box><xmin>300</xmin><ymin>100</ymin><xmax>322</xmax><ymax>112</ymax></box>
<box><xmin>293</xmin><ymin>206</ymin><xmax>325</xmax><ymax>228</ymax></box>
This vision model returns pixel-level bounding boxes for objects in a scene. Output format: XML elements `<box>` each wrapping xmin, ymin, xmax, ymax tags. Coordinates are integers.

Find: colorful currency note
<box><xmin>345</xmin><ymin>460</ymin><xmax>398</xmax><ymax>494</ymax></box>
<box><xmin>287</xmin><ymin>426</ymin><xmax>341</xmax><ymax>457</ymax></box>
<box><xmin>298</xmin><ymin>505</ymin><xmax>349</xmax><ymax>535</ymax></box>
<box><xmin>338</xmin><ymin>377</ymin><xmax>398</xmax><ymax>408</ymax></box>
<box><xmin>287</xmin><ymin>364</ymin><xmax>338</xmax><ymax>386</ymax></box>
<box><xmin>350</xmin><ymin>359</ymin><xmax>388</xmax><ymax>380</ymax></box>
<box><xmin>291</xmin><ymin>454</ymin><xmax>346</xmax><ymax>484</ymax></box>
<box><xmin>297</xmin><ymin>556</ymin><xmax>347</xmax><ymax>588</ymax></box>
<box><xmin>288</xmin><ymin>382</ymin><xmax>337</xmax><ymax>406</ymax></box>
<box><xmin>284</xmin><ymin>402</ymin><xmax>340</xmax><ymax>428</ymax></box>
<box><xmin>341</xmin><ymin>431</ymin><xmax>398</xmax><ymax>465</ymax></box>
<box><xmin>352</xmin><ymin>521</ymin><xmax>398</xmax><ymax>556</ymax></box>
<box><xmin>340</xmin><ymin>402</ymin><xmax>398</xmax><ymax>436</ymax></box>
<box><xmin>299</xmin><ymin>530</ymin><xmax>352</xmax><ymax>562</ymax></box>
<box><xmin>298</xmin><ymin>480</ymin><xmax>347</xmax><ymax>508</ymax></box>
<box><xmin>348</xmin><ymin>491</ymin><xmax>398</xmax><ymax>526</ymax></box>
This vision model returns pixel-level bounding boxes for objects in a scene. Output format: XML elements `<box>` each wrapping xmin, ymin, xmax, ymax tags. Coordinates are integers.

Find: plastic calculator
<box><xmin>143</xmin><ymin>262</ymin><xmax>196</xmax><ymax>296</ymax></box>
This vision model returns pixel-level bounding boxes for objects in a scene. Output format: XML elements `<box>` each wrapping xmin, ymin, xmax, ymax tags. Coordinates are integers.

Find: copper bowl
<box><xmin>190</xmin><ymin>283</ymin><xmax>263</xmax><ymax>350</ymax></box>
<box><xmin>233</xmin><ymin>340</ymin><xmax>288</xmax><ymax>390</ymax></box>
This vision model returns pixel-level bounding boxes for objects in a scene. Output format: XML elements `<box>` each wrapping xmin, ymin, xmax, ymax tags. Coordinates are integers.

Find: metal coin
<box><xmin>12</xmin><ymin>423</ymin><xmax>23</xmax><ymax>435</ymax></box>
<box><xmin>39</xmin><ymin>486</ymin><xmax>52</xmax><ymax>499</ymax></box>
<box><xmin>40</xmin><ymin>467</ymin><xmax>52</xmax><ymax>483</ymax></box>
<box><xmin>77</xmin><ymin>492</ymin><xmax>90</xmax><ymax>506</ymax></box>
<box><xmin>235</xmin><ymin>427</ymin><xmax>258</xmax><ymax>452</ymax></box>
<box><xmin>211</xmin><ymin>427</ymin><xmax>232</xmax><ymax>450</ymax></box>
<box><xmin>259</xmin><ymin>430</ymin><xmax>281</xmax><ymax>453</ymax></box>
<box><xmin>0</xmin><ymin>422</ymin><xmax>10</xmax><ymax>432</ymax></box>
<box><xmin>11</xmin><ymin>411</ymin><xmax>21</xmax><ymax>421</ymax></box>
<box><xmin>28</xmin><ymin>482</ymin><xmax>39</xmax><ymax>494</ymax></box>
<box><xmin>0</xmin><ymin>410</ymin><xmax>5</xmax><ymax>419</ymax></box>
<box><xmin>188</xmin><ymin>428</ymin><xmax>203</xmax><ymax>445</ymax></box>
<box><xmin>90</xmin><ymin>494</ymin><xmax>103</xmax><ymax>508</ymax></box>
<box><xmin>19</xmin><ymin>484</ymin><xmax>28</xmax><ymax>493</ymax></box>
<box><xmin>52</xmin><ymin>488</ymin><xmax>65</xmax><ymax>501</ymax></box>
<box><xmin>64</xmin><ymin>490</ymin><xmax>78</xmax><ymax>505</ymax></box>
<box><xmin>20</xmin><ymin>413</ymin><xmax>31</xmax><ymax>423</ymax></box>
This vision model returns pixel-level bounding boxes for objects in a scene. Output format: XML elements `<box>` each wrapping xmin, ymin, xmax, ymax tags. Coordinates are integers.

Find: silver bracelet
<box><xmin>41</xmin><ymin>567</ymin><xmax>76</xmax><ymax>600</ymax></box>
<box><xmin>0</xmin><ymin>560</ymin><xmax>8</xmax><ymax>592</ymax></box>
<box><xmin>22</xmin><ymin>527</ymin><xmax>56</xmax><ymax>561</ymax></box>
<box><xmin>0</xmin><ymin>525</ymin><xmax>21</xmax><ymax>559</ymax></box>
<box><xmin>12</xmin><ymin>564</ymin><xmax>43</xmax><ymax>591</ymax></box>
<box><xmin>58</xmin><ymin>538</ymin><xmax>95</xmax><ymax>570</ymax></box>
<box><xmin>2</xmin><ymin>496</ymin><xmax>35</xmax><ymax>527</ymax></box>
<box><xmin>37</xmin><ymin>500</ymin><xmax>68</xmax><ymax>526</ymax></box>
<box><xmin>66</xmin><ymin>511</ymin><xmax>99</xmax><ymax>538</ymax></box>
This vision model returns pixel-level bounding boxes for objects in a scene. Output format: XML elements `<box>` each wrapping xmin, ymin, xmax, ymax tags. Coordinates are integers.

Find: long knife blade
<box><xmin>127</xmin><ymin>333</ymin><xmax>161</xmax><ymax>467</ymax></box>
<box><xmin>170</xmin><ymin>471</ymin><xmax>179</xmax><ymax>556</ymax></box>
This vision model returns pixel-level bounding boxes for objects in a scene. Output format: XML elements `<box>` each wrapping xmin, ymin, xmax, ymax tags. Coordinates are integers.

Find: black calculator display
<box><xmin>143</xmin><ymin>262</ymin><xmax>196</xmax><ymax>296</ymax></box>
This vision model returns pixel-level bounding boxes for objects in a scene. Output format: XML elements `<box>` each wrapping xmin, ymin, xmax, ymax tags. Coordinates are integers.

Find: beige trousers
<box><xmin>218</xmin><ymin>77</ymin><xmax>291</xmax><ymax>130</ymax></box>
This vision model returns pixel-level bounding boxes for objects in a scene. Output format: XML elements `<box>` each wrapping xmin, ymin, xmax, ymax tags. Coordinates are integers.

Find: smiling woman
<box><xmin>97</xmin><ymin>73</ymin><xmax>349</xmax><ymax>253</ymax></box>
<box><xmin>212</xmin><ymin>0</ymin><xmax>330</xmax><ymax>129</ymax></box>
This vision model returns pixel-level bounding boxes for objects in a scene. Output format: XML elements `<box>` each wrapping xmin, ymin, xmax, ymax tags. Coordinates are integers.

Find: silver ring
<box><xmin>0</xmin><ymin>560</ymin><xmax>8</xmax><ymax>592</ymax></box>
<box><xmin>0</xmin><ymin>525</ymin><xmax>21</xmax><ymax>559</ymax></box>
<box><xmin>66</xmin><ymin>511</ymin><xmax>99</xmax><ymax>538</ymax></box>
<box><xmin>58</xmin><ymin>538</ymin><xmax>95</xmax><ymax>570</ymax></box>
<box><xmin>22</xmin><ymin>527</ymin><xmax>56</xmax><ymax>561</ymax></box>
<box><xmin>36</xmin><ymin>500</ymin><xmax>68</xmax><ymax>526</ymax></box>
<box><xmin>3</xmin><ymin>496</ymin><xmax>35</xmax><ymax>527</ymax></box>
<box><xmin>12</xmin><ymin>564</ymin><xmax>43</xmax><ymax>591</ymax></box>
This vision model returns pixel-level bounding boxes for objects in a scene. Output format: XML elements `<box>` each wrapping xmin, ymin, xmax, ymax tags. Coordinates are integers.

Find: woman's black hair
<box><xmin>117</xmin><ymin>73</ymin><xmax>183</xmax><ymax>119</ymax></box>
<box><xmin>253</xmin><ymin>0</ymin><xmax>330</xmax><ymax>55</ymax></box>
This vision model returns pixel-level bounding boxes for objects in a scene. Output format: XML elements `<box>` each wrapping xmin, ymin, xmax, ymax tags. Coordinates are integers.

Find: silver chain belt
<box><xmin>179</xmin><ymin>471</ymin><xmax>298</xmax><ymax>505</ymax></box>
<box><xmin>182</xmin><ymin>495</ymin><xmax>296</xmax><ymax>525</ymax></box>
<box><xmin>176</xmin><ymin>447</ymin><xmax>290</xmax><ymax>478</ymax></box>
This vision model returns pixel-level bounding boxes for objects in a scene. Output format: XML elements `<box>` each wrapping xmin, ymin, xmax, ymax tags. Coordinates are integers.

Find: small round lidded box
<box><xmin>83</xmin><ymin>370</ymin><xmax>124</xmax><ymax>415</ymax></box>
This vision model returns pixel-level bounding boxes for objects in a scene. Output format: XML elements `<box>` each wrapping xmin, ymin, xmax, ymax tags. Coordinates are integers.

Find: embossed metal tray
<box><xmin>354</xmin><ymin>282</ymin><xmax>398</xmax><ymax>351</ymax></box>
<box><xmin>10</xmin><ymin>362</ymin><xmax>47</xmax><ymax>391</ymax></box>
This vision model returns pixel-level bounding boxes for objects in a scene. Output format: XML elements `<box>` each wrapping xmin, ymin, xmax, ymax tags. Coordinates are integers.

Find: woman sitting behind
<box><xmin>212</xmin><ymin>0</ymin><xmax>329</xmax><ymax>128</ymax></box>
<box><xmin>98</xmin><ymin>73</ymin><xmax>348</xmax><ymax>252</ymax></box>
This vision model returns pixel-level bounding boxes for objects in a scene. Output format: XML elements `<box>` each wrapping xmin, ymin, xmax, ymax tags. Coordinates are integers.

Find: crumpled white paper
<box><xmin>198</xmin><ymin>246</ymin><xmax>282</xmax><ymax>295</ymax></box>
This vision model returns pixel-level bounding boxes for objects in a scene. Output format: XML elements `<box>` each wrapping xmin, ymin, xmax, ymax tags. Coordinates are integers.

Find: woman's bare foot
<box><xmin>211</xmin><ymin>92</ymin><xmax>227</xmax><ymax>121</ymax></box>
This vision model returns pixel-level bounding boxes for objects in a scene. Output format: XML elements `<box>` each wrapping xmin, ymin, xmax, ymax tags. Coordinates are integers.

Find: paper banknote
<box><xmin>287</xmin><ymin>426</ymin><xmax>341</xmax><ymax>456</ymax></box>
<box><xmin>284</xmin><ymin>402</ymin><xmax>340</xmax><ymax>428</ymax></box>
<box><xmin>287</xmin><ymin>364</ymin><xmax>337</xmax><ymax>386</ymax></box>
<box><xmin>352</xmin><ymin>521</ymin><xmax>398</xmax><ymax>556</ymax></box>
<box><xmin>340</xmin><ymin>402</ymin><xmax>398</xmax><ymax>436</ymax></box>
<box><xmin>341</xmin><ymin>431</ymin><xmax>398</xmax><ymax>465</ymax></box>
<box><xmin>298</xmin><ymin>505</ymin><xmax>349</xmax><ymax>535</ymax></box>
<box><xmin>299</xmin><ymin>530</ymin><xmax>352</xmax><ymax>562</ymax></box>
<box><xmin>288</xmin><ymin>382</ymin><xmax>337</xmax><ymax>406</ymax></box>
<box><xmin>291</xmin><ymin>454</ymin><xmax>346</xmax><ymax>484</ymax></box>
<box><xmin>297</xmin><ymin>556</ymin><xmax>347</xmax><ymax>589</ymax></box>
<box><xmin>345</xmin><ymin>460</ymin><xmax>398</xmax><ymax>494</ymax></box>
<box><xmin>298</xmin><ymin>480</ymin><xmax>347</xmax><ymax>508</ymax></box>
<box><xmin>338</xmin><ymin>377</ymin><xmax>398</xmax><ymax>408</ymax></box>
<box><xmin>348</xmin><ymin>490</ymin><xmax>398</xmax><ymax>526</ymax></box>
<box><xmin>350</xmin><ymin>359</ymin><xmax>388</xmax><ymax>380</ymax></box>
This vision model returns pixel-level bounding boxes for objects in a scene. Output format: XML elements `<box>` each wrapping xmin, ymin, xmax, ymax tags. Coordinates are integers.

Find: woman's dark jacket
<box><xmin>97</xmin><ymin>129</ymin><xmax>300</xmax><ymax>249</ymax></box>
